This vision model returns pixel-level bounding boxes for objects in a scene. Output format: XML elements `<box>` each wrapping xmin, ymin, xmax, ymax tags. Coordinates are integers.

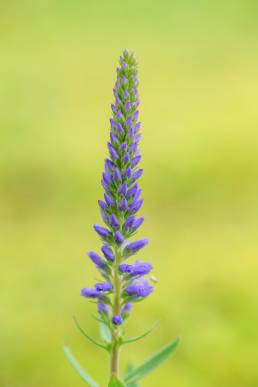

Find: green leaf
<box><xmin>108</xmin><ymin>375</ymin><xmax>126</xmax><ymax>386</ymax></box>
<box><xmin>99</xmin><ymin>322</ymin><xmax>112</xmax><ymax>343</ymax></box>
<box><xmin>121</xmin><ymin>322</ymin><xmax>159</xmax><ymax>345</ymax></box>
<box><xmin>124</xmin><ymin>337</ymin><xmax>180</xmax><ymax>384</ymax></box>
<box><xmin>124</xmin><ymin>364</ymin><xmax>139</xmax><ymax>387</ymax></box>
<box><xmin>63</xmin><ymin>345</ymin><xmax>99</xmax><ymax>387</ymax></box>
<box><xmin>73</xmin><ymin>316</ymin><xmax>108</xmax><ymax>351</ymax></box>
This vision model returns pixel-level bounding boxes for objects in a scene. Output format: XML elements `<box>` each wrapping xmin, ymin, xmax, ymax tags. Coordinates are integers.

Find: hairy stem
<box><xmin>110</xmin><ymin>247</ymin><xmax>122</xmax><ymax>377</ymax></box>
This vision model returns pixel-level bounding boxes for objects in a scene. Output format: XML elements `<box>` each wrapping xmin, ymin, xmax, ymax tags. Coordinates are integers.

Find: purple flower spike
<box><xmin>81</xmin><ymin>288</ymin><xmax>100</xmax><ymax>298</ymax></box>
<box><xmin>95</xmin><ymin>282</ymin><xmax>113</xmax><ymax>292</ymax></box>
<box><xmin>82</xmin><ymin>51</ymin><xmax>156</xmax><ymax>353</ymax></box>
<box><xmin>112</xmin><ymin>315</ymin><xmax>123</xmax><ymax>325</ymax></box>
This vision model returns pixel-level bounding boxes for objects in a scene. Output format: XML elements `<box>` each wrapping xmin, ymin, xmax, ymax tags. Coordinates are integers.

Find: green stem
<box><xmin>110</xmin><ymin>247</ymin><xmax>122</xmax><ymax>377</ymax></box>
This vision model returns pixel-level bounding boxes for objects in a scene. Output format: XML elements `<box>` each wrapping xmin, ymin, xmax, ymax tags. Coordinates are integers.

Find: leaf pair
<box><xmin>64</xmin><ymin>337</ymin><xmax>180</xmax><ymax>386</ymax></box>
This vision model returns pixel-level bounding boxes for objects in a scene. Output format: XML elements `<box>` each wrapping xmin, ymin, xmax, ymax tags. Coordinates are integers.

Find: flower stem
<box><xmin>110</xmin><ymin>247</ymin><xmax>122</xmax><ymax>377</ymax></box>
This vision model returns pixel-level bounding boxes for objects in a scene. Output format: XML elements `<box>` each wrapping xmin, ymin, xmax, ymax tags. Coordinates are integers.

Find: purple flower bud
<box><xmin>119</xmin><ymin>263</ymin><xmax>134</xmax><ymax>274</ymax></box>
<box><xmin>134</xmin><ymin>122</ymin><xmax>141</xmax><ymax>132</ymax></box>
<box><xmin>95</xmin><ymin>282</ymin><xmax>113</xmax><ymax>292</ymax></box>
<box><xmin>118</xmin><ymin>183</ymin><xmax>127</xmax><ymax>196</ymax></box>
<box><xmin>120</xmin><ymin>142</ymin><xmax>127</xmax><ymax>151</ymax></box>
<box><xmin>108</xmin><ymin>142</ymin><xmax>119</xmax><ymax>160</ymax></box>
<box><xmin>126</xmin><ymin>116</ymin><xmax>133</xmax><ymax>127</ymax></box>
<box><xmin>114</xmin><ymin>231</ymin><xmax>124</xmax><ymax>244</ymax></box>
<box><xmin>124</xmin><ymin>167</ymin><xmax>131</xmax><ymax>178</ymax></box>
<box><xmin>132</xmin><ymin>169</ymin><xmax>143</xmax><ymax>181</ymax></box>
<box><xmin>134</xmin><ymin>188</ymin><xmax>142</xmax><ymax>201</ymax></box>
<box><xmin>110</xmin><ymin>118</ymin><xmax>116</xmax><ymax>128</ymax></box>
<box><xmin>81</xmin><ymin>288</ymin><xmax>100</xmax><ymax>298</ymax></box>
<box><xmin>132</xmin><ymin>261</ymin><xmax>152</xmax><ymax>275</ymax></box>
<box><xmin>126</xmin><ymin>281</ymin><xmax>153</xmax><ymax>298</ymax></box>
<box><xmin>113</xmin><ymin>168</ymin><xmax>122</xmax><ymax>182</ymax></box>
<box><xmin>94</xmin><ymin>224</ymin><xmax>111</xmax><ymax>239</ymax></box>
<box><xmin>101</xmin><ymin>179</ymin><xmax>109</xmax><ymax>192</ymax></box>
<box><xmin>116</xmin><ymin>122</ymin><xmax>124</xmax><ymax>134</ymax></box>
<box><xmin>104</xmin><ymin>192</ymin><xmax>115</xmax><ymax>207</ymax></box>
<box><xmin>98</xmin><ymin>302</ymin><xmax>109</xmax><ymax>314</ymax></box>
<box><xmin>122</xmin><ymin>152</ymin><xmax>130</xmax><ymax>163</ymax></box>
<box><xmin>135</xmin><ymin>134</ymin><xmax>141</xmax><ymax>144</ymax></box>
<box><xmin>105</xmin><ymin>158</ymin><xmax>114</xmax><ymax>172</ymax></box>
<box><xmin>125</xmin><ymin>238</ymin><xmax>148</xmax><ymax>254</ymax></box>
<box><xmin>100</xmin><ymin>208</ymin><xmax>108</xmax><ymax>224</ymax></box>
<box><xmin>119</xmin><ymin>198</ymin><xmax>128</xmax><ymax>211</ymax></box>
<box><xmin>129</xmin><ymin>198</ymin><xmax>143</xmax><ymax>214</ymax></box>
<box><xmin>132</xmin><ymin>110</ymin><xmax>139</xmax><ymax>121</ymax></box>
<box><xmin>127</xmin><ymin>183</ymin><xmax>138</xmax><ymax>198</ymax></box>
<box><xmin>111</xmin><ymin>104</ymin><xmax>116</xmax><ymax>113</ymax></box>
<box><xmin>122</xmin><ymin>303</ymin><xmax>132</xmax><ymax>314</ymax></box>
<box><xmin>123</xmin><ymin>216</ymin><xmax>135</xmax><ymax>230</ymax></box>
<box><xmin>103</xmin><ymin>172</ymin><xmax>112</xmax><ymax>185</ymax></box>
<box><xmin>88</xmin><ymin>251</ymin><xmax>106</xmax><ymax>268</ymax></box>
<box><xmin>131</xmin><ymin>217</ymin><xmax>144</xmax><ymax>232</ymax></box>
<box><xmin>98</xmin><ymin>200</ymin><xmax>107</xmax><ymax>210</ymax></box>
<box><xmin>117</xmin><ymin>110</ymin><xmax>124</xmax><ymax>119</ymax></box>
<box><xmin>101</xmin><ymin>245</ymin><xmax>115</xmax><ymax>261</ymax></box>
<box><xmin>129</xmin><ymin>126</ymin><xmax>134</xmax><ymax>138</ymax></box>
<box><xmin>110</xmin><ymin>214</ymin><xmax>119</xmax><ymax>229</ymax></box>
<box><xmin>112</xmin><ymin>315</ymin><xmax>123</xmax><ymax>325</ymax></box>
<box><xmin>122</xmin><ymin>76</ymin><xmax>128</xmax><ymax>84</ymax></box>
<box><xmin>110</xmin><ymin>132</ymin><xmax>118</xmax><ymax>143</ymax></box>
<box><xmin>116</xmin><ymin>96</ymin><xmax>121</xmax><ymax>105</ymax></box>
<box><xmin>125</xmin><ymin>102</ymin><xmax>131</xmax><ymax>111</ymax></box>
<box><xmin>122</xmin><ymin>62</ymin><xmax>127</xmax><ymax>69</ymax></box>
<box><xmin>130</xmin><ymin>143</ymin><xmax>138</xmax><ymax>154</ymax></box>
<box><xmin>131</xmin><ymin>155</ymin><xmax>141</xmax><ymax>168</ymax></box>
<box><xmin>124</xmin><ymin>90</ymin><xmax>129</xmax><ymax>99</ymax></box>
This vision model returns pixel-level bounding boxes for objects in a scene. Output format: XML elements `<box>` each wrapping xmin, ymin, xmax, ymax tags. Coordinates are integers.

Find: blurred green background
<box><xmin>1</xmin><ymin>1</ymin><xmax>258</xmax><ymax>386</ymax></box>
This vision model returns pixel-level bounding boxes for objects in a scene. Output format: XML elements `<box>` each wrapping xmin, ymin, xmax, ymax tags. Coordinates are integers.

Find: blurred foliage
<box><xmin>1</xmin><ymin>1</ymin><xmax>258</xmax><ymax>386</ymax></box>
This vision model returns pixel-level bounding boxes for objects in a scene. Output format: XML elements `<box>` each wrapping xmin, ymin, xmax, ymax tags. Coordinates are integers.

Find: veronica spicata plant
<box><xmin>64</xmin><ymin>50</ymin><xmax>179</xmax><ymax>387</ymax></box>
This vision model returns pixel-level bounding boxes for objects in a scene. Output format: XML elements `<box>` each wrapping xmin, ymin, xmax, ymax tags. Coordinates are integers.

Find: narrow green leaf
<box><xmin>124</xmin><ymin>337</ymin><xmax>180</xmax><ymax>384</ymax></box>
<box><xmin>63</xmin><ymin>346</ymin><xmax>99</xmax><ymax>387</ymax></box>
<box><xmin>124</xmin><ymin>364</ymin><xmax>139</xmax><ymax>387</ymax></box>
<box><xmin>73</xmin><ymin>316</ymin><xmax>108</xmax><ymax>351</ymax></box>
<box><xmin>99</xmin><ymin>322</ymin><xmax>112</xmax><ymax>343</ymax></box>
<box><xmin>122</xmin><ymin>322</ymin><xmax>159</xmax><ymax>345</ymax></box>
<box><xmin>108</xmin><ymin>375</ymin><xmax>126</xmax><ymax>386</ymax></box>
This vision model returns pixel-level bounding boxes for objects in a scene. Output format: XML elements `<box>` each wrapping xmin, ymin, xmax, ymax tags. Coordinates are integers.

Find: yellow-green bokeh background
<box><xmin>1</xmin><ymin>1</ymin><xmax>258</xmax><ymax>386</ymax></box>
